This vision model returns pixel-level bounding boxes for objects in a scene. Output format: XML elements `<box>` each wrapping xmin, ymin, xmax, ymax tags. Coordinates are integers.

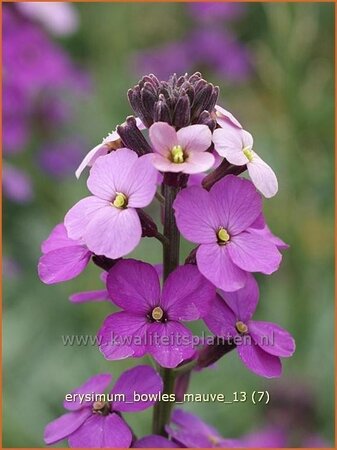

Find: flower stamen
<box><xmin>92</xmin><ymin>401</ymin><xmax>111</xmax><ymax>416</ymax></box>
<box><xmin>113</xmin><ymin>192</ymin><xmax>127</xmax><ymax>209</ymax></box>
<box><xmin>151</xmin><ymin>306</ymin><xmax>164</xmax><ymax>321</ymax></box>
<box><xmin>217</xmin><ymin>227</ymin><xmax>230</xmax><ymax>244</ymax></box>
<box><xmin>170</xmin><ymin>145</ymin><xmax>185</xmax><ymax>164</ymax></box>
<box><xmin>243</xmin><ymin>147</ymin><xmax>254</xmax><ymax>162</ymax></box>
<box><xmin>236</xmin><ymin>321</ymin><xmax>249</xmax><ymax>334</ymax></box>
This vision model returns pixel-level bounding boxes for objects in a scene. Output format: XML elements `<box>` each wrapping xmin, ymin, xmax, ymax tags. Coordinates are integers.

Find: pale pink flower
<box><xmin>213</xmin><ymin>120</ymin><xmax>278</xmax><ymax>198</ymax></box>
<box><xmin>149</xmin><ymin>122</ymin><xmax>214</xmax><ymax>174</ymax></box>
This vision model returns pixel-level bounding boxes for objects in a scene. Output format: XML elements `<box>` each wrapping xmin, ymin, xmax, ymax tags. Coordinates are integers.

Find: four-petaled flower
<box><xmin>204</xmin><ymin>275</ymin><xmax>295</xmax><ymax>378</ymax></box>
<box><xmin>98</xmin><ymin>259</ymin><xmax>216</xmax><ymax>368</ymax></box>
<box><xmin>64</xmin><ymin>148</ymin><xmax>158</xmax><ymax>259</ymax></box>
<box><xmin>213</xmin><ymin>119</ymin><xmax>278</xmax><ymax>198</ymax></box>
<box><xmin>149</xmin><ymin>122</ymin><xmax>214</xmax><ymax>174</ymax></box>
<box><xmin>174</xmin><ymin>175</ymin><xmax>282</xmax><ymax>292</ymax></box>
<box><xmin>44</xmin><ymin>366</ymin><xmax>163</xmax><ymax>448</ymax></box>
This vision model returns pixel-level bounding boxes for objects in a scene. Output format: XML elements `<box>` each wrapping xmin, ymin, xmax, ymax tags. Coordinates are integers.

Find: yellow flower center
<box><xmin>243</xmin><ymin>147</ymin><xmax>254</xmax><ymax>162</ymax></box>
<box><xmin>92</xmin><ymin>401</ymin><xmax>110</xmax><ymax>416</ymax></box>
<box><xmin>113</xmin><ymin>192</ymin><xmax>127</xmax><ymax>209</ymax></box>
<box><xmin>171</xmin><ymin>145</ymin><xmax>185</xmax><ymax>164</ymax></box>
<box><xmin>236</xmin><ymin>321</ymin><xmax>249</xmax><ymax>334</ymax></box>
<box><xmin>217</xmin><ymin>227</ymin><xmax>230</xmax><ymax>244</ymax></box>
<box><xmin>151</xmin><ymin>306</ymin><xmax>164</xmax><ymax>321</ymax></box>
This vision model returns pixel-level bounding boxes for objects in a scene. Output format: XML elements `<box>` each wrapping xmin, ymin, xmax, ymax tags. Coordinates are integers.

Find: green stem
<box><xmin>152</xmin><ymin>184</ymin><xmax>180</xmax><ymax>436</ymax></box>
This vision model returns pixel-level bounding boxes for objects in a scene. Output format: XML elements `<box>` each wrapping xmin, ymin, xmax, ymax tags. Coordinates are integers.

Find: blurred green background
<box><xmin>3</xmin><ymin>2</ymin><xmax>334</xmax><ymax>447</ymax></box>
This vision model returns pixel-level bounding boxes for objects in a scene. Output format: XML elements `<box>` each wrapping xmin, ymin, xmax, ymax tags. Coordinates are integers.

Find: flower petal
<box><xmin>212</xmin><ymin>127</ymin><xmax>248</xmax><ymax>165</ymax></box>
<box><xmin>197</xmin><ymin>243</ymin><xmax>247</xmax><ymax>292</ymax></box>
<box><xmin>64</xmin><ymin>196</ymin><xmax>108</xmax><ymax>241</ymax></box>
<box><xmin>41</xmin><ymin>223</ymin><xmax>75</xmax><ymax>253</ymax></box>
<box><xmin>184</xmin><ymin>150</ymin><xmax>215</xmax><ymax>174</ymax></box>
<box><xmin>147</xmin><ymin>321</ymin><xmax>195</xmax><ymax>368</ymax></box>
<box><xmin>98</xmin><ymin>312</ymin><xmax>147</xmax><ymax>360</ymax></box>
<box><xmin>75</xmin><ymin>143</ymin><xmax>109</xmax><ymax>179</ymax></box>
<box><xmin>126</xmin><ymin>154</ymin><xmax>158</xmax><ymax>207</ymax></box>
<box><xmin>162</xmin><ymin>265</ymin><xmax>215</xmax><ymax>321</ymax></box>
<box><xmin>38</xmin><ymin>245</ymin><xmax>91</xmax><ymax>284</ymax></box>
<box><xmin>248</xmin><ymin>214</ymin><xmax>289</xmax><ymax>250</ymax></box>
<box><xmin>247</xmin><ymin>153</ymin><xmax>278</xmax><ymax>198</ymax></box>
<box><xmin>174</xmin><ymin>186</ymin><xmax>219</xmax><ymax>244</ymax></box>
<box><xmin>69</xmin><ymin>289</ymin><xmax>109</xmax><ymax>303</ymax></box>
<box><xmin>87</xmin><ymin>148</ymin><xmax>138</xmax><ymax>200</ymax></box>
<box><xmin>249</xmin><ymin>321</ymin><xmax>296</xmax><ymax>357</ymax></box>
<box><xmin>228</xmin><ymin>231</ymin><xmax>282</xmax><ymax>274</ymax></box>
<box><xmin>177</xmin><ymin>124</ymin><xmax>212</xmax><ymax>152</ymax></box>
<box><xmin>149</xmin><ymin>122</ymin><xmax>178</xmax><ymax>155</ymax></box>
<box><xmin>203</xmin><ymin>293</ymin><xmax>237</xmax><ymax>338</ymax></box>
<box><xmin>237</xmin><ymin>342</ymin><xmax>282</xmax><ymax>378</ymax></box>
<box><xmin>84</xmin><ymin>207</ymin><xmax>142</xmax><ymax>259</ymax></box>
<box><xmin>107</xmin><ymin>259</ymin><xmax>160</xmax><ymax>313</ymax></box>
<box><xmin>220</xmin><ymin>273</ymin><xmax>259</xmax><ymax>322</ymax></box>
<box><xmin>64</xmin><ymin>374</ymin><xmax>112</xmax><ymax>411</ymax></box>
<box><xmin>68</xmin><ymin>413</ymin><xmax>132</xmax><ymax>448</ymax></box>
<box><xmin>112</xmin><ymin>365</ymin><xmax>163</xmax><ymax>412</ymax></box>
<box><xmin>215</xmin><ymin>104</ymin><xmax>243</xmax><ymax>129</ymax></box>
<box><xmin>210</xmin><ymin>175</ymin><xmax>262</xmax><ymax>235</ymax></box>
<box><xmin>44</xmin><ymin>408</ymin><xmax>91</xmax><ymax>445</ymax></box>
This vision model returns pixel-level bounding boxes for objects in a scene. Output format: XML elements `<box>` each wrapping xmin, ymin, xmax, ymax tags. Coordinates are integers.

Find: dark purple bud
<box><xmin>191</xmin><ymin>84</ymin><xmax>213</xmax><ymax>122</ymax></box>
<box><xmin>204</xmin><ymin>86</ymin><xmax>219</xmax><ymax>112</ymax></box>
<box><xmin>197</xmin><ymin>110</ymin><xmax>217</xmax><ymax>132</ymax></box>
<box><xmin>117</xmin><ymin>116</ymin><xmax>152</xmax><ymax>156</ymax></box>
<box><xmin>188</xmin><ymin>71</ymin><xmax>202</xmax><ymax>84</ymax></box>
<box><xmin>172</xmin><ymin>92</ymin><xmax>190</xmax><ymax>128</ymax></box>
<box><xmin>197</xmin><ymin>340</ymin><xmax>236</xmax><ymax>369</ymax></box>
<box><xmin>154</xmin><ymin>98</ymin><xmax>171</xmax><ymax>124</ymax></box>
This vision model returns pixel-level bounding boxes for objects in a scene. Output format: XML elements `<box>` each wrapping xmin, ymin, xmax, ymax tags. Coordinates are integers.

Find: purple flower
<box><xmin>44</xmin><ymin>365</ymin><xmax>163</xmax><ymax>448</ymax></box>
<box><xmin>38</xmin><ymin>223</ymin><xmax>91</xmax><ymax>284</ymax></box>
<box><xmin>64</xmin><ymin>148</ymin><xmax>158</xmax><ymax>259</ymax></box>
<box><xmin>213</xmin><ymin>119</ymin><xmax>278</xmax><ymax>198</ymax></box>
<box><xmin>166</xmin><ymin>408</ymin><xmax>241</xmax><ymax>448</ymax></box>
<box><xmin>149</xmin><ymin>122</ymin><xmax>214</xmax><ymax>174</ymax></box>
<box><xmin>241</xmin><ymin>426</ymin><xmax>287</xmax><ymax>448</ymax></box>
<box><xmin>204</xmin><ymin>275</ymin><xmax>295</xmax><ymax>378</ymax></box>
<box><xmin>98</xmin><ymin>259</ymin><xmax>215</xmax><ymax>368</ymax></box>
<box><xmin>174</xmin><ymin>175</ymin><xmax>282</xmax><ymax>292</ymax></box>
<box><xmin>38</xmin><ymin>139</ymin><xmax>85</xmax><ymax>178</ymax></box>
<box><xmin>3</xmin><ymin>164</ymin><xmax>33</xmax><ymax>203</ymax></box>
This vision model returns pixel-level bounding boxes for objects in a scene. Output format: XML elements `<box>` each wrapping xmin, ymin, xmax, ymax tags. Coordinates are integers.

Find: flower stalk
<box><xmin>152</xmin><ymin>183</ymin><xmax>181</xmax><ymax>435</ymax></box>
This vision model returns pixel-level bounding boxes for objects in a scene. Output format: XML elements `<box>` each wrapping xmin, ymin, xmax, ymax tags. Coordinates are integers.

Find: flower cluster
<box><xmin>39</xmin><ymin>72</ymin><xmax>295</xmax><ymax>447</ymax></box>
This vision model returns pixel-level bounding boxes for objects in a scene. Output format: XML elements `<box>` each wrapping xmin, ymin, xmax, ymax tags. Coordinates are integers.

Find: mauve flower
<box><xmin>241</xmin><ymin>426</ymin><xmax>287</xmax><ymax>448</ymax></box>
<box><xmin>75</xmin><ymin>118</ymin><xmax>145</xmax><ymax>179</ymax></box>
<box><xmin>166</xmin><ymin>408</ymin><xmax>241</xmax><ymax>448</ymax></box>
<box><xmin>174</xmin><ymin>175</ymin><xmax>282</xmax><ymax>292</ymax></box>
<box><xmin>98</xmin><ymin>259</ymin><xmax>215</xmax><ymax>368</ymax></box>
<box><xmin>213</xmin><ymin>121</ymin><xmax>278</xmax><ymax>198</ymax></box>
<box><xmin>204</xmin><ymin>275</ymin><xmax>295</xmax><ymax>378</ymax></box>
<box><xmin>38</xmin><ymin>223</ymin><xmax>91</xmax><ymax>284</ymax></box>
<box><xmin>44</xmin><ymin>365</ymin><xmax>163</xmax><ymax>448</ymax></box>
<box><xmin>65</xmin><ymin>148</ymin><xmax>157</xmax><ymax>259</ymax></box>
<box><xmin>39</xmin><ymin>139</ymin><xmax>85</xmax><ymax>178</ymax></box>
<box><xmin>149</xmin><ymin>122</ymin><xmax>214</xmax><ymax>174</ymax></box>
<box><xmin>3</xmin><ymin>164</ymin><xmax>33</xmax><ymax>203</ymax></box>
<box><xmin>248</xmin><ymin>213</ymin><xmax>289</xmax><ymax>251</ymax></box>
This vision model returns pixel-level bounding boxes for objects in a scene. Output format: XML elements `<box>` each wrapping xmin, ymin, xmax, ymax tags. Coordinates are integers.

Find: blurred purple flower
<box><xmin>187</xmin><ymin>2</ymin><xmax>245</xmax><ymax>23</ymax></box>
<box><xmin>38</xmin><ymin>139</ymin><xmax>85</xmax><ymax>178</ymax></box>
<box><xmin>133</xmin><ymin>4</ymin><xmax>251</xmax><ymax>83</ymax></box>
<box><xmin>3</xmin><ymin>164</ymin><xmax>33</xmax><ymax>203</ymax></box>
<box><xmin>3</xmin><ymin>256</ymin><xmax>21</xmax><ymax>279</ymax></box>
